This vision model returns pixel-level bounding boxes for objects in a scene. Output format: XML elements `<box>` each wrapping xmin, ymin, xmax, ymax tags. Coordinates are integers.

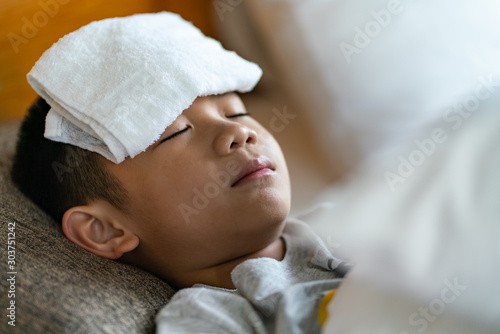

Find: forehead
<box><xmin>163</xmin><ymin>92</ymin><xmax>246</xmax><ymax>126</ymax></box>
<box><xmin>105</xmin><ymin>92</ymin><xmax>245</xmax><ymax>160</ymax></box>
<box><xmin>190</xmin><ymin>92</ymin><xmax>242</xmax><ymax>109</ymax></box>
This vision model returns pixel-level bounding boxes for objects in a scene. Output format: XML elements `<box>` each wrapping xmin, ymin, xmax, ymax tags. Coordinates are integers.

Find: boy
<box><xmin>12</xmin><ymin>12</ymin><xmax>347</xmax><ymax>333</ymax></box>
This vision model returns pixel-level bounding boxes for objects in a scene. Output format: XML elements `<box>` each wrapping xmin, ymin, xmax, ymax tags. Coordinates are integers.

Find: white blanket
<box><xmin>310</xmin><ymin>101</ymin><xmax>500</xmax><ymax>333</ymax></box>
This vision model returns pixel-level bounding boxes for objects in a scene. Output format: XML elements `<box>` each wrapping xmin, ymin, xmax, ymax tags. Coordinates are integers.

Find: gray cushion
<box><xmin>0</xmin><ymin>120</ymin><xmax>174</xmax><ymax>333</ymax></box>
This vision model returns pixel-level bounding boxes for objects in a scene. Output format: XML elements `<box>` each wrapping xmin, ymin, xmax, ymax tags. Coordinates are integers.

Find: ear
<box><xmin>62</xmin><ymin>204</ymin><xmax>139</xmax><ymax>260</ymax></box>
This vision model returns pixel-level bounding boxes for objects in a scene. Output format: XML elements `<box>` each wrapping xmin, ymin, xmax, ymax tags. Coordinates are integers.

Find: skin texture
<box><xmin>62</xmin><ymin>93</ymin><xmax>291</xmax><ymax>289</ymax></box>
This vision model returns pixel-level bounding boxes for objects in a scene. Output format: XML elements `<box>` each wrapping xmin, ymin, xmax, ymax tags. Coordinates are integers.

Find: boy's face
<box><xmin>103</xmin><ymin>93</ymin><xmax>291</xmax><ymax>285</ymax></box>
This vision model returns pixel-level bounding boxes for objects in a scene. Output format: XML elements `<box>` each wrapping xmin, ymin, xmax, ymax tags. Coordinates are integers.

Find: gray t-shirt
<box><xmin>156</xmin><ymin>219</ymin><xmax>348</xmax><ymax>334</ymax></box>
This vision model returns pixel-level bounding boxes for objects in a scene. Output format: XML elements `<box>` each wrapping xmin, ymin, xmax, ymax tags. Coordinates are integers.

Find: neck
<box><xmin>178</xmin><ymin>237</ymin><xmax>286</xmax><ymax>289</ymax></box>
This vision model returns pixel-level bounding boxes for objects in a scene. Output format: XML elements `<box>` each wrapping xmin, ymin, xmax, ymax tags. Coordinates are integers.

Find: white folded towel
<box><xmin>27</xmin><ymin>12</ymin><xmax>262</xmax><ymax>163</ymax></box>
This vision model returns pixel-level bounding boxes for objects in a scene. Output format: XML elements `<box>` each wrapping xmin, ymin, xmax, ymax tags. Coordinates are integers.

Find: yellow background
<box><xmin>0</xmin><ymin>0</ymin><xmax>214</xmax><ymax>122</ymax></box>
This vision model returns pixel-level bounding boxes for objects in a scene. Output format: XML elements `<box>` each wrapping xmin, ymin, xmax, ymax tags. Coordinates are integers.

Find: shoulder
<box><xmin>282</xmin><ymin>217</ymin><xmax>327</xmax><ymax>251</ymax></box>
<box><xmin>156</xmin><ymin>286</ymin><xmax>264</xmax><ymax>333</ymax></box>
<box><xmin>283</xmin><ymin>217</ymin><xmax>352</xmax><ymax>278</ymax></box>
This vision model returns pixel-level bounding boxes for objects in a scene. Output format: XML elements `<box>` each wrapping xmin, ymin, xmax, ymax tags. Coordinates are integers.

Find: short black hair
<box><xmin>11</xmin><ymin>97</ymin><xmax>129</xmax><ymax>222</ymax></box>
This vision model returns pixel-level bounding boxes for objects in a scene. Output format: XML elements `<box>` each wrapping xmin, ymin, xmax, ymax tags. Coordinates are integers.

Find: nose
<box><xmin>213</xmin><ymin>123</ymin><xmax>258</xmax><ymax>155</ymax></box>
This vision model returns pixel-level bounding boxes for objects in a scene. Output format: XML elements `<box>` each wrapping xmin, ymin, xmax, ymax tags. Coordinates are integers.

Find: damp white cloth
<box><xmin>27</xmin><ymin>12</ymin><xmax>262</xmax><ymax>163</ymax></box>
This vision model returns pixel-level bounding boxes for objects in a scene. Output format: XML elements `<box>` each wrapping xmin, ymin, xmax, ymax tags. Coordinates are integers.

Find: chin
<box><xmin>265</xmin><ymin>190</ymin><xmax>291</xmax><ymax>222</ymax></box>
<box><xmin>259</xmin><ymin>199</ymin><xmax>290</xmax><ymax>235</ymax></box>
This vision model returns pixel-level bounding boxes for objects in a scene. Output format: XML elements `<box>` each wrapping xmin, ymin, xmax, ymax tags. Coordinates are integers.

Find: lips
<box><xmin>231</xmin><ymin>157</ymin><xmax>275</xmax><ymax>187</ymax></box>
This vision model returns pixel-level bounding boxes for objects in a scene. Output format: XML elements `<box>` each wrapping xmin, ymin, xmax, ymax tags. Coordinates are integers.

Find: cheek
<box><xmin>122</xmin><ymin>162</ymin><xmax>200</xmax><ymax>224</ymax></box>
<box><xmin>150</xmin><ymin>163</ymin><xmax>222</xmax><ymax>227</ymax></box>
<box><xmin>262</xmin><ymin>133</ymin><xmax>292</xmax><ymax>210</ymax></box>
<box><xmin>257</xmin><ymin>125</ymin><xmax>285</xmax><ymax>155</ymax></box>
<box><xmin>261</xmin><ymin>131</ymin><xmax>290</xmax><ymax>181</ymax></box>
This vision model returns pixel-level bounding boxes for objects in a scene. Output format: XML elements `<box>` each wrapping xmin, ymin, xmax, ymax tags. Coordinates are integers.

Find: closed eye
<box><xmin>226</xmin><ymin>112</ymin><xmax>251</xmax><ymax>118</ymax></box>
<box><xmin>159</xmin><ymin>126</ymin><xmax>191</xmax><ymax>144</ymax></box>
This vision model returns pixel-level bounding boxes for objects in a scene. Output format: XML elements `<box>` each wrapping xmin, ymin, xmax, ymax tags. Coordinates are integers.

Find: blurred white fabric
<box><xmin>220</xmin><ymin>0</ymin><xmax>500</xmax><ymax>174</ymax></box>
<box><xmin>311</xmin><ymin>106</ymin><xmax>500</xmax><ymax>333</ymax></box>
<box><xmin>215</xmin><ymin>4</ymin><xmax>500</xmax><ymax>331</ymax></box>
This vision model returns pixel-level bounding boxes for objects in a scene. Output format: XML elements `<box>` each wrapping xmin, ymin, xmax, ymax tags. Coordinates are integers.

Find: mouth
<box><xmin>231</xmin><ymin>156</ymin><xmax>276</xmax><ymax>187</ymax></box>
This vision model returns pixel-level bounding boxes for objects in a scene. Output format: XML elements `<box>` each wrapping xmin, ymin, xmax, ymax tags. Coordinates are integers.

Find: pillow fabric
<box><xmin>219</xmin><ymin>0</ymin><xmax>500</xmax><ymax>174</ymax></box>
<box><xmin>0</xmin><ymin>121</ymin><xmax>174</xmax><ymax>333</ymax></box>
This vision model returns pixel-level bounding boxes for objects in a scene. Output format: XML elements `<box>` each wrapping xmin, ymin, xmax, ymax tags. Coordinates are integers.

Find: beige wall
<box><xmin>0</xmin><ymin>0</ymin><xmax>214</xmax><ymax>122</ymax></box>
